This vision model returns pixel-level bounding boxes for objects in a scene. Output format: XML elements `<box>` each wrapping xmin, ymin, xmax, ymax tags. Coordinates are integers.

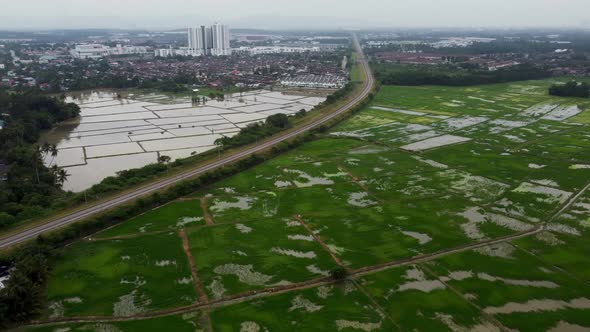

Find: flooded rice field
<box><xmin>41</xmin><ymin>90</ymin><xmax>326</xmax><ymax>192</ymax></box>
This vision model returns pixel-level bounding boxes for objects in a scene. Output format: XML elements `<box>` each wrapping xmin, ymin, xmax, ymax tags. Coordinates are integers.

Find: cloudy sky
<box><xmin>1</xmin><ymin>0</ymin><xmax>589</xmax><ymax>29</ymax></box>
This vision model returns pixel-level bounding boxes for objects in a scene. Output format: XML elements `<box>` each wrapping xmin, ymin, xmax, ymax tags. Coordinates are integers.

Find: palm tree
<box><xmin>47</xmin><ymin>144</ymin><xmax>58</xmax><ymax>166</ymax></box>
<box><xmin>56</xmin><ymin>168</ymin><xmax>69</xmax><ymax>187</ymax></box>
<box><xmin>40</xmin><ymin>142</ymin><xmax>51</xmax><ymax>155</ymax></box>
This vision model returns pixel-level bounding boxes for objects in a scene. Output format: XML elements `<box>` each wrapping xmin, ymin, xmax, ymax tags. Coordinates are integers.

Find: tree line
<box><xmin>0</xmin><ymin>91</ymin><xmax>79</xmax><ymax>229</ymax></box>
<box><xmin>549</xmin><ymin>81</ymin><xmax>590</xmax><ymax>98</ymax></box>
<box><xmin>0</xmin><ymin>240</ymin><xmax>50</xmax><ymax>327</ymax></box>
<box><xmin>372</xmin><ymin>63</ymin><xmax>551</xmax><ymax>86</ymax></box>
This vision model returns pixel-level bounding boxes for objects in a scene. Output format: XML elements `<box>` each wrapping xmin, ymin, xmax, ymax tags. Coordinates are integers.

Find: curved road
<box><xmin>0</xmin><ymin>35</ymin><xmax>374</xmax><ymax>249</ymax></box>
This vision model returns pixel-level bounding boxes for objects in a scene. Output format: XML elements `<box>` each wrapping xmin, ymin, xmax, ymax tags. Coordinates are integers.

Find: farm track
<box><xmin>293</xmin><ymin>214</ymin><xmax>345</xmax><ymax>268</ymax></box>
<box><xmin>338</xmin><ymin>164</ymin><xmax>371</xmax><ymax>193</ymax></box>
<box><xmin>0</xmin><ymin>34</ymin><xmax>373</xmax><ymax>249</ymax></box>
<box><xmin>178</xmin><ymin>229</ymin><xmax>209</xmax><ymax>304</ymax></box>
<box><xmin>200</xmin><ymin>197</ymin><xmax>215</xmax><ymax>225</ymax></box>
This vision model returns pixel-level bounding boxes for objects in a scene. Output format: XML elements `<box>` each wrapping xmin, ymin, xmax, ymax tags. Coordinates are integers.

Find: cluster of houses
<box><xmin>280</xmin><ymin>74</ymin><xmax>348</xmax><ymax>89</ymax></box>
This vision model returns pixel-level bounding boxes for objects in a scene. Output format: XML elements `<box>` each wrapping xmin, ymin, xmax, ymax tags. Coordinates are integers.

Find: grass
<box><xmin>349</xmin><ymin>51</ymin><xmax>364</xmax><ymax>82</ymax></box>
<box><xmin>96</xmin><ymin>199</ymin><xmax>205</xmax><ymax>238</ymax></box>
<box><xmin>210</xmin><ymin>282</ymin><xmax>395</xmax><ymax>331</ymax></box>
<box><xmin>360</xmin><ymin>264</ymin><xmax>489</xmax><ymax>331</ymax></box>
<box><xmin>427</xmin><ymin>243</ymin><xmax>590</xmax><ymax>332</ymax></box>
<box><xmin>511</xmin><ymin>190</ymin><xmax>590</xmax><ymax>281</ymax></box>
<box><xmin>45</xmin><ymin>232</ymin><xmax>196</xmax><ymax>317</ymax></box>
<box><xmin>187</xmin><ymin>218</ymin><xmax>337</xmax><ymax>299</ymax></box>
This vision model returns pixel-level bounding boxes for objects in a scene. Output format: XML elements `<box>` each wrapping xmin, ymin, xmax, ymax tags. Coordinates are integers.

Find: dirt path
<box><xmin>549</xmin><ymin>181</ymin><xmax>590</xmax><ymax>222</ymax></box>
<box><xmin>200</xmin><ymin>197</ymin><xmax>215</xmax><ymax>225</ymax></box>
<box><xmin>294</xmin><ymin>215</ymin><xmax>345</xmax><ymax>268</ymax></box>
<box><xmin>338</xmin><ymin>164</ymin><xmax>370</xmax><ymax>192</ymax></box>
<box><xmin>178</xmin><ymin>229</ymin><xmax>209</xmax><ymax>304</ymax></box>
<box><xmin>351</xmin><ymin>225</ymin><xmax>543</xmax><ymax>277</ymax></box>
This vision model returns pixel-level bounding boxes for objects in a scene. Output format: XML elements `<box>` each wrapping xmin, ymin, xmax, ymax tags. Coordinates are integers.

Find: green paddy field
<box><xmin>22</xmin><ymin>79</ymin><xmax>590</xmax><ymax>331</ymax></box>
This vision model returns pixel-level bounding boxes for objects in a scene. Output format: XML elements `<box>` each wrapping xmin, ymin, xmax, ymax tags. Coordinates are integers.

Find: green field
<box><xmin>25</xmin><ymin>78</ymin><xmax>590</xmax><ymax>331</ymax></box>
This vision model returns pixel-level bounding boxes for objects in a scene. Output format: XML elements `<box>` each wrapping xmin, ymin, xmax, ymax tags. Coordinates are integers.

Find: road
<box><xmin>0</xmin><ymin>35</ymin><xmax>374</xmax><ymax>249</ymax></box>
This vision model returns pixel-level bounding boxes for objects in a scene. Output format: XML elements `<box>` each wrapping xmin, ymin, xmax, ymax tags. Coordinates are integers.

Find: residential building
<box><xmin>211</xmin><ymin>23</ymin><xmax>231</xmax><ymax>56</ymax></box>
<box><xmin>187</xmin><ymin>23</ymin><xmax>231</xmax><ymax>56</ymax></box>
<box><xmin>233</xmin><ymin>46</ymin><xmax>320</xmax><ymax>55</ymax></box>
<box><xmin>154</xmin><ymin>48</ymin><xmax>175</xmax><ymax>57</ymax></box>
<box><xmin>281</xmin><ymin>74</ymin><xmax>348</xmax><ymax>89</ymax></box>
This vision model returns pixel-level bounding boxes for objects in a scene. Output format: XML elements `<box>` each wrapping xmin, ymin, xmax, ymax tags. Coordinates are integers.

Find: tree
<box><xmin>330</xmin><ymin>268</ymin><xmax>349</xmax><ymax>281</ymax></box>
<box><xmin>549</xmin><ymin>81</ymin><xmax>590</xmax><ymax>98</ymax></box>
<box><xmin>214</xmin><ymin>137</ymin><xmax>225</xmax><ymax>160</ymax></box>
<box><xmin>56</xmin><ymin>168</ymin><xmax>69</xmax><ymax>187</ymax></box>
<box><xmin>265</xmin><ymin>113</ymin><xmax>290</xmax><ymax>129</ymax></box>
<box><xmin>0</xmin><ymin>245</ymin><xmax>50</xmax><ymax>325</ymax></box>
<box><xmin>158</xmin><ymin>155</ymin><xmax>171</xmax><ymax>164</ymax></box>
<box><xmin>45</xmin><ymin>144</ymin><xmax>58</xmax><ymax>166</ymax></box>
<box><xmin>158</xmin><ymin>155</ymin><xmax>171</xmax><ymax>174</ymax></box>
<box><xmin>31</xmin><ymin>145</ymin><xmax>43</xmax><ymax>184</ymax></box>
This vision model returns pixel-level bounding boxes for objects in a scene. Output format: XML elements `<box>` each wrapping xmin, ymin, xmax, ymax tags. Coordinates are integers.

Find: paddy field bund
<box><xmin>25</xmin><ymin>79</ymin><xmax>590</xmax><ymax>332</ymax></box>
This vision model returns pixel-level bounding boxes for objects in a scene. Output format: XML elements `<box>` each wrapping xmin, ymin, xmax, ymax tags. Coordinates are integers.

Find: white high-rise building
<box><xmin>188</xmin><ymin>27</ymin><xmax>205</xmax><ymax>55</ymax></box>
<box><xmin>211</xmin><ymin>23</ymin><xmax>231</xmax><ymax>56</ymax></box>
<box><xmin>187</xmin><ymin>23</ymin><xmax>231</xmax><ymax>56</ymax></box>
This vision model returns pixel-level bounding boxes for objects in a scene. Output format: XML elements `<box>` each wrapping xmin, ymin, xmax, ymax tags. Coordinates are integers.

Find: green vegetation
<box><xmin>349</xmin><ymin>52</ymin><xmax>363</xmax><ymax>82</ymax></box>
<box><xmin>549</xmin><ymin>80</ymin><xmax>590</xmax><ymax>98</ymax></box>
<box><xmin>372</xmin><ymin>62</ymin><xmax>550</xmax><ymax>86</ymax></box>
<box><xmin>427</xmin><ymin>242</ymin><xmax>590</xmax><ymax>332</ymax></box>
<box><xmin>0</xmin><ymin>243</ymin><xmax>50</xmax><ymax>327</ymax></box>
<box><xmin>329</xmin><ymin>267</ymin><xmax>348</xmax><ymax>281</ymax></box>
<box><xmin>214</xmin><ymin>113</ymin><xmax>293</xmax><ymax>149</ymax></box>
<box><xmin>96</xmin><ymin>199</ymin><xmax>205</xmax><ymax>238</ymax></box>
<box><xmin>210</xmin><ymin>283</ymin><xmax>394</xmax><ymax>331</ymax></box>
<box><xmin>45</xmin><ymin>231</ymin><xmax>196</xmax><ymax>317</ymax></box>
<box><xmin>0</xmin><ymin>92</ymin><xmax>79</xmax><ymax>229</ymax></box>
<box><xmin>360</xmin><ymin>265</ymin><xmax>489</xmax><ymax>331</ymax></box>
<box><xmin>187</xmin><ymin>218</ymin><xmax>337</xmax><ymax>298</ymax></box>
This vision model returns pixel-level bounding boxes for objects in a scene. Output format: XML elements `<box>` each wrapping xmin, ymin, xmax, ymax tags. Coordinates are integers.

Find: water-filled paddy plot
<box><xmin>43</xmin><ymin>90</ymin><xmax>326</xmax><ymax>192</ymax></box>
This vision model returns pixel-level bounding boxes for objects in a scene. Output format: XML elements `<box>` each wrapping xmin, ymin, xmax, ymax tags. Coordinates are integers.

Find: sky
<box><xmin>0</xmin><ymin>0</ymin><xmax>589</xmax><ymax>30</ymax></box>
